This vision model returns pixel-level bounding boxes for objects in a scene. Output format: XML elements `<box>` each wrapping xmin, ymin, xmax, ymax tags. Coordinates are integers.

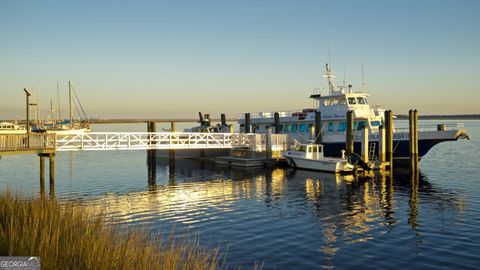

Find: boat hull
<box><xmin>284</xmin><ymin>156</ymin><xmax>353</xmax><ymax>173</ymax></box>
<box><xmin>320</xmin><ymin>138</ymin><xmax>455</xmax><ymax>164</ymax></box>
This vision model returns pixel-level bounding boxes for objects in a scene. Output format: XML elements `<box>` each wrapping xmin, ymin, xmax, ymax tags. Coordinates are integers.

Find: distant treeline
<box><xmin>395</xmin><ymin>114</ymin><xmax>480</xmax><ymax>120</ymax></box>
<box><xmin>3</xmin><ymin>114</ymin><xmax>479</xmax><ymax>124</ymax></box>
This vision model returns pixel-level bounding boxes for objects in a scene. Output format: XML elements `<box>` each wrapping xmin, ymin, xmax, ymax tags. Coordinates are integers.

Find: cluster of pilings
<box><xmin>344</xmin><ymin>109</ymin><xmax>419</xmax><ymax>174</ymax></box>
<box><xmin>242</xmin><ymin>108</ymin><xmax>420</xmax><ymax>174</ymax></box>
<box><xmin>146</xmin><ymin>120</ymin><xmax>177</xmax><ymax>183</ymax></box>
<box><xmin>38</xmin><ymin>152</ymin><xmax>55</xmax><ymax>196</ymax></box>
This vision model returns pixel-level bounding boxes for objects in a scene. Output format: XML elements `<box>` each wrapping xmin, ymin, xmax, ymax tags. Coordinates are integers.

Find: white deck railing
<box><xmin>0</xmin><ymin>134</ymin><xmax>56</xmax><ymax>152</ymax></box>
<box><xmin>55</xmin><ymin>132</ymin><xmax>289</xmax><ymax>152</ymax></box>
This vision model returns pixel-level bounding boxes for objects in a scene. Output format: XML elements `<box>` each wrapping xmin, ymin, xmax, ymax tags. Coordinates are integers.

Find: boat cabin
<box><xmin>294</xmin><ymin>144</ymin><xmax>324</xmax><ymax>160</ymax></box>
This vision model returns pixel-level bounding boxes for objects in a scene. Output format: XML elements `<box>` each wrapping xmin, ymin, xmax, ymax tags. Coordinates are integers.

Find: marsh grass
<box><xmin>0</xmin><ymin>192</ymin><xmax>221</xmax><ymax>270</ymax></box>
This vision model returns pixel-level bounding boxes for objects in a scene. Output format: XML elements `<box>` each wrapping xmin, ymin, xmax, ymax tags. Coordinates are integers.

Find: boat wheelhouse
<box><xmin>0</xmin><ymin>122</ymin><xmax>26</xmax><ymax>134</ymax></box>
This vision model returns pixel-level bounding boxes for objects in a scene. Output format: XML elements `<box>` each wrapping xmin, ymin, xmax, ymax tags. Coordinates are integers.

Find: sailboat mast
<box><xmin>57</xmin><ymin>82</ymin><xmax>61</xmax><ymax>121</ymax></box>
<box><xmin>68</xmin><ymin>80</ymin><xmax>73</xmax><ymax>128</ymax></box>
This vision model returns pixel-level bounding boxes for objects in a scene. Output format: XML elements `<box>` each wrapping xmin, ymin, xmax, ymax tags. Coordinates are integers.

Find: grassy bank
<box><xmin>0</xmin><ymin>192</ymin><xmax>221</xmax><ymax>270</ymax></box>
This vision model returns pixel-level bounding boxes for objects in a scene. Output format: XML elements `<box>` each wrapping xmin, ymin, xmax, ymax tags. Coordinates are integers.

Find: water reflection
<box><xmin>74</xmin><ymin>159</ymin><xmax>469</xmax><ymax>269</ymax></box>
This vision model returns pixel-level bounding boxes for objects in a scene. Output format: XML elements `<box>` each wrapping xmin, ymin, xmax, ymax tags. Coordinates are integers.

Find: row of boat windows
<box><xmin>274</xmin><ymin>120</ymin><xmax>381</xmax><ymax>133</ymax></box>
<box><xmin>323</xmin><ymin>97</ymin><xmax>368</xmax><ymax>106</ymax></box>
<box><xmin>295</xmin><ymin>145</ymin><xmax>323</xmax><ymax>153</ymax></box>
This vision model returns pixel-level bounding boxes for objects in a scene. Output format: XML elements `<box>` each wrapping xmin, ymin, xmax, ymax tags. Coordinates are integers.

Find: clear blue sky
<box><xmin>1</xmin><ymin>0</ymin><xmax>479</xmax><ymax>119</ymax></box>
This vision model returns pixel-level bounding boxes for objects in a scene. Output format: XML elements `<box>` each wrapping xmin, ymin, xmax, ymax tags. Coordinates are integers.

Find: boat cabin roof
<box><xmin>295</xmin><ymin>143</ymin><xmax>324</xmax><ymax>152</ymax></box>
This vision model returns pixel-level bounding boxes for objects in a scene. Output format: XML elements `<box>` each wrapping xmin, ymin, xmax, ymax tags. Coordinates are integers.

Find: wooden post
<box><xmin>244</xmin><ymin>113</ymin><xmax>251</xmax><ymax>133</ymax></box>
<box><xmin>266</xmin><ymin>126</ymin><xmax>272</xmax><ymax>160</ymax></box>
<box><xmin>378</xmin><ymin>125</ymin><xmax>385</xmax><ymax>163</ymax></box>
<box><xmin>169</xmin><ymin>121</ymin><xmax>175</xmax><ymax>175</ymax></box>
<box><xmin>361</xmin><ymin>126</ymin><xmax>369</xmax><ymax>163</ymax></box>
<box><xmin>221</xmin><ymin>113</ymin><xmax>227</xmax><ymax>126</ymax></box>
<box><xmin>346</xmin><ymin>111</ymin><xmax>354</xmax><ymax>155</ymax></box>
<box><xmin>314</xmin><ymin>111</ymin><xmax>322</xmax><ymax>144</ymax></box>
<box><xmin>385</xmin><ymin>110</ymin><xmax>394</xmax><ymax>171</ymax></box>
<box><xmin>409</xmin><ymin>110</ymin><xmax>415</xmax><ymax>172</ymax></box>
<box><xmin>49</xmin><ymin>153</ymin><xmax>55</xmax><ymax>196</ymax></box>
<box><xmin>414</xmin><ymin>109</ymin><xmax>419</xmax><ymax>170</ymax></box>
<box><xmin>147</xmin><ymin>121</ymin><xmax>157</xmax><ymax>182</ymax></box>
<box><xmin>40</xmin><ymin>155</ymin><xmax>45</xmax><ymax>193</ymax></box>
<box><xmin>274</xmin><ymin>112</ymin><xmax>280</xmax><ymax>134</ymax></box>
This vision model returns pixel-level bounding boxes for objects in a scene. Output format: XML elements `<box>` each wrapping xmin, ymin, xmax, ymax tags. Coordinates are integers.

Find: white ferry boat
<box><xmin>239</xmin><ymin>64</ymin><xmax>469</xmax><ymax>164</ymax></box>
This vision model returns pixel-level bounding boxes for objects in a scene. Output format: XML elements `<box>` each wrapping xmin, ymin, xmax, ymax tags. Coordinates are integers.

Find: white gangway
<box><xmin>55</xmin><ymin>132</ymin><xmax>288</xmax><ymax>152</ymax></box>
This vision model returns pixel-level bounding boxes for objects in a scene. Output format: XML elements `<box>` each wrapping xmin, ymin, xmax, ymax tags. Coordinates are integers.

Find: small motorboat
<box><xmin>282</xmin><ymin>143</ymin><xmax>354</xmax><ymax>173</ymax></box>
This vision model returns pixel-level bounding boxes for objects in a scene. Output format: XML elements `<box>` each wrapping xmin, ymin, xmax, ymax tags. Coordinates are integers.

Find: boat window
<box><xmin>308</xmin><ymin>146</ymin><xmax>312</xmax><ymax>153</ymax></box>
<box><xmin>318</xmin><ymin>145</ymin><xmax>323</xmax><ymax>153</ymax></box>
<box><xmin>295</xmin><ymin>145</ymin><xmax>305</xmax><ymax>151</ymax></box>
<box><xmin>357</xmin><ymin>97</ymin><xmax>366</xmax><ymax>104</ymax></box>
<box><xmin>283</xmin><ymin>124</ymin><xmax>290</xmax><ymax>132</ymax></box>
<box><xmin>312</xmin><ymin>145</ymin><xmax>318</xmax><ymax>152</ymax></box>
<box><xmin>347</xmin><ymin>97</ymin><xmax>356</xmax><ymax>105</ymax></box>
<box><xmin>299</xmin><ymin>123</ymin><xmax>307</xmax><ymax>132</ymax></box>
<box><xmin>371</xmin><ymin>121</ymin><xmax>381</xmax><ymax>127</ymax></box>
<box><xmin>291</xmin><ymin>124</ymin><xmax>298</xmax><ymax>132</ymax></box>
<box><xmin>338</xmin><ymin>122</ymin><xmax>346</xmax><ymax>131</ymax></box>
<box><xmin>357</xmin><ymin>121</ymin><xmax>367</xmax><ymax>130</ymax></box>
<box><xmin>323</xmin><ymin>98</ymin><xmax>344</xmax><ymax>106</ymax></box>
<box><xmin>353</xmin><ymin>122</ymin><xmax>358</xmax><ymax>130</ymax></box>
<box><xmin>328</xmin><ymin>122</ymin><xmax>335</xmax><ymax>132</ymax></box>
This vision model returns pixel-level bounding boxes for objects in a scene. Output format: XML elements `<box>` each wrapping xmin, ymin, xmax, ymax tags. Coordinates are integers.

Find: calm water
<box><xmin>1</xmin><ymin>120</ymin><xmax>479</xmax><ymax>269</ymax></box>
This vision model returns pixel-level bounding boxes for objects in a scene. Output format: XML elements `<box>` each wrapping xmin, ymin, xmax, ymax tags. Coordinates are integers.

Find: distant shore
<box><xmin>2</xmin><ymin>114</ymin><xmax>479</xmax><ymax>124</ymax></box>
<box><xmin>394</xmin><ymin>114</ymin><xmax>480</xmax><ymax>120</ymax></box>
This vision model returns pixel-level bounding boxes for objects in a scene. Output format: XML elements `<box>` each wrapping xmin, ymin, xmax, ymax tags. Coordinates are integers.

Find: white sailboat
<box><xmin>44</xmin><ymin>81</ymin><xmax>91</xmax><ymax>134</ymax></box>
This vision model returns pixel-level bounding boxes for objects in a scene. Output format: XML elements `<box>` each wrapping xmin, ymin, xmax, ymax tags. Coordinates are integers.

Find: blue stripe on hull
<box><xmin>322</xmin><ymin>139</ymin><xmax>456</xmax><ymax>160</ymax></box>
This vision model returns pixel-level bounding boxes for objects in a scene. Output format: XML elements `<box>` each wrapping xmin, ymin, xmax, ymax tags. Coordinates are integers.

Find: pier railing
<box><xmin>0</xmin><ymin>134</ymin><xmax>56</xmax><ymax>153</ymax></box>
<box><xmin>0</xmin><ymin>132</ymin><xmax>290</xmax><ymax>153</ymax></box>
<box><xmin>55</xmin><ymin>132</ymin><xmax>290</xmax><ymax>152</ymax></box>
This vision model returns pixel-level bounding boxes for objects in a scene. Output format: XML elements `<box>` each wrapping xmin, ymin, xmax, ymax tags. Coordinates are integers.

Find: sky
<box><xmin>1</xmin><ymin>0</ymin><xmax>479</xmax><ymax>120</ymax></box>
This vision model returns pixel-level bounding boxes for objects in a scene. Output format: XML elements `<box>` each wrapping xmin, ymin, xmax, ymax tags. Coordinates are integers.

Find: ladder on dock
<box><xmin>368</xmin><ymin>142</ymin><xmax>377</xmax><ymax>161</ymax></box>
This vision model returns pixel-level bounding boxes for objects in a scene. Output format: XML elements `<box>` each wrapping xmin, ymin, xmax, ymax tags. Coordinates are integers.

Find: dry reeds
<box><xmin>0</xmin><ymin>192</ymin><xmax>221</xmax><ymax>270</ymax></box>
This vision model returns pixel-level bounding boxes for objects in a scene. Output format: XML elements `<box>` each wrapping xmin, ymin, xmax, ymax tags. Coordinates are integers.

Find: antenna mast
<box><xmin>324</xmin><ymin>33</ymin><xmax>336</xmax><ymax>95</ymax></box>
<box><xmin>68</xmin><ymin>80</ymin><xmax>73</xmax><ymax>128</ymax></box>
<box><xmin>361</xmin><ymin>58</ymin><xmax>366</xmax><ymax>93</ymax></box>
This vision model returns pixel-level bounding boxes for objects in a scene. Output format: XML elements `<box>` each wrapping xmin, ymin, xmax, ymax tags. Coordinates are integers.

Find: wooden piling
<box><xmin>409</xmin><ymin>110</ymin><xmax>416</xmax><ymax>173</ymax></box>
<box><xmin>274</xmin><ymin>112</ymin><xmax>281</xmax><ymax>134</ymax></box>
<box><xmin>221</xmin><ymin>113</ymin><xmax>227</xmax><ymax>126</ymax></box>
<box><xmin>245</xmin><ymin>113</ymin><xmax>251</xmax><ymax>133</ymax></box>
<box><xmin>169</xmin><ymin>121</ymin><xmax>175</xmax><ymax>174</ymax></box>
<box><xmin>361</xmin><ymin>126</ymin><xmax>369</xmax><ymax>163</ymax></box>
<box><xmin>346</xmin><ymin>111</ymin><xmax>354</xmax><ymax>155</ymax></box>
<box><xmin>39</xmin><ymin>155</ymin><xmax>45</xmax><ymax>193</ymax></box>
<box><xmin>266</xmin><ymin>126</ymin><xmax>272</xmax><ymax>160</ymax></box>
<box><xmin>49</xmin><ymin>153</ymin><xmax>55</xmax><ymax>196</ymax></box>
<box><xmin>413</xmin><ymin>109</ymin><xmax>419</xmax><ymax>171</ymax></box>
<box><xmin>147</xmin><ymin>121</ymin><xmax>157</xmax><ymax>182</ymax></box>
<box><xmin>385</xmin><ymin>110</ymin><xmax>394</xmax><ymax>171</ymax></box>
<box><xmin>378</xmin><ymin>125</ymin><xmax>386</xmax><ymax>163</ymax></box>
<box><xmin>414</xmin><ymin>110</ymin><xmax>418</xmax><ymax>157</ymax></box>
<box><xmin>314</xmin><ymin>111</ymin><xmax>322</xmax><ymax>144</ymax></box>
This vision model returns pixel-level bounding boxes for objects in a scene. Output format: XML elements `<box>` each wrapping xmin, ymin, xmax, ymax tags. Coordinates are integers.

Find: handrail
<box><xmin>0</xmin><ymin>133</ymin><xmax>56</xmax><ymax>152</ymax></box>
<box><xmin>55</xmin><ymin>132</ymin><xmax>290</xmax><ymax>152</ymax></box>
